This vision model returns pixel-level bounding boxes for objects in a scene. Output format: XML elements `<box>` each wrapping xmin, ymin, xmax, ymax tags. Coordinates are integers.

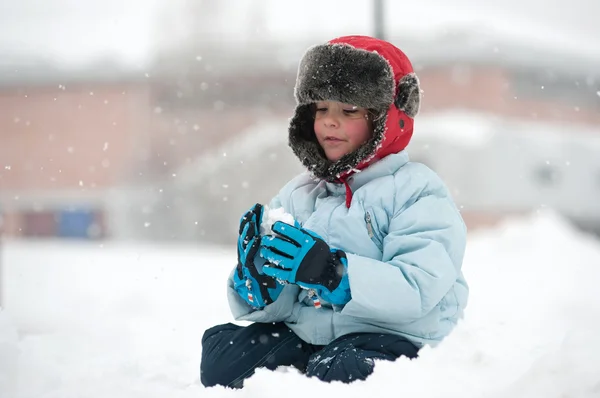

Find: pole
<box><xmin>373</xmin><ymin>0</ymin><xmax>385</xmax><ymax>41</ymax></box>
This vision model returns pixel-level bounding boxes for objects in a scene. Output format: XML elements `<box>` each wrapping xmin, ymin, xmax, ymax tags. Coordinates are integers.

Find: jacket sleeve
<box><xmin>227</xmin><ymin>268</ymin><xmax>301</xmax><ymax>322</ymax></box>
<box><xmin>341</xmin><ymin>192</ymin><xmax>466</xmax><ymax>324</ymax></box>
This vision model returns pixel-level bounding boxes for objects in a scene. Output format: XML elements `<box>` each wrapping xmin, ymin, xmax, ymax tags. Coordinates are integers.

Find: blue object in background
<box><xmin>57</xmin><ymin>209</ymin><xmax>95</xmax><ymax>239</ymax></box>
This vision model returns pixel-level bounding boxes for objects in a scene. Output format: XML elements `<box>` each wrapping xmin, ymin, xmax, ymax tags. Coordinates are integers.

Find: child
<box><xmin>200</xmin><ymin>35</ymin><xmax>468</xmax><ymax>388</ymax></box>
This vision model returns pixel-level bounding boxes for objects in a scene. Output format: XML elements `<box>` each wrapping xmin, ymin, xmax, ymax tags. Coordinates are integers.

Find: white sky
<box><xmin>0</xmin><ymin>0</ymin><xmax>599</xmax><ymax>67</ymax></box>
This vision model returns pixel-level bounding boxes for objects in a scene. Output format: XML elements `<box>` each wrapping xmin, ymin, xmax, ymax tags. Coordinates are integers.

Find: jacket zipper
<box><xmin>307</xmin><ymin>289</ymin><xmax>321</xmax><ymax>309</ymax></box>
<box><xmin>365</xmin><ymin>211</ymin><xmax>374</xmax><ymax>238</ymax></box>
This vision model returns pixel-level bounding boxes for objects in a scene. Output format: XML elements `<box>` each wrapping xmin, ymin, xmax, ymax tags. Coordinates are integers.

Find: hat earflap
<box><xmin>394</xmin><ymin>73</ymin><xmax>421</xmax><ymax>118</ymax></box>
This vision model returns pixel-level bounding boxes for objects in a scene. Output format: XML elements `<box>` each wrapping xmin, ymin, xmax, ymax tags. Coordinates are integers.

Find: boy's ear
<box><xmin>394</xmin><ymin>73</ymin><xmax>421</xmax><ymax>118</ymax></box>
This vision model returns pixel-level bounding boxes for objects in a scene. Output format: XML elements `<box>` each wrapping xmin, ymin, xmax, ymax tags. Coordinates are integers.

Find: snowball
<box><xmin>260</xmin><ymin>206</ymin><xmax>295</xmax><ymax>236</ymax></box>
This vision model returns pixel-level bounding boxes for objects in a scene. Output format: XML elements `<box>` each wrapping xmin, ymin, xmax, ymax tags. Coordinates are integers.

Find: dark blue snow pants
<box><xmin>200</xmin><ymin>322</ymin><xmax>419</xmax><ymax>388</ymax></box>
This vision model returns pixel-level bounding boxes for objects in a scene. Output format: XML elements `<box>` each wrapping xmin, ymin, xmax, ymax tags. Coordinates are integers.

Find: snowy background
<box><xmin>2</xmin><ymin>0</ymin><xmax>600</xmax><ymax>396</ymax></box>
<box><xmin>2</xmin><ymin>211</ymin><xmax>600</xmax><ymax>397</ymax></box>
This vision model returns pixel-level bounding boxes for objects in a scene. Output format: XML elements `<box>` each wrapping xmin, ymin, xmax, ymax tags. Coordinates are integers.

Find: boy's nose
<box><xmin>323</xmin><ymin>115</ymin><xmax>340</xmax><ymax>128</ymax></box>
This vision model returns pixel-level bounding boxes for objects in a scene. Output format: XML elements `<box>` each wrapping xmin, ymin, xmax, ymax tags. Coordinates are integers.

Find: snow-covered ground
<box><xmin>1</xmin><ymin>210</ymin><xmax>600</xmax><ymax>398</ymax></box>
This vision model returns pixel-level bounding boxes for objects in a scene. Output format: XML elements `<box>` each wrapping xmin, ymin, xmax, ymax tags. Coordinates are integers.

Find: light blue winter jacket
<box><xmin>227</xmin><ymin>151</ymin><xmax>468</xmax><ymax>348</ymax></box>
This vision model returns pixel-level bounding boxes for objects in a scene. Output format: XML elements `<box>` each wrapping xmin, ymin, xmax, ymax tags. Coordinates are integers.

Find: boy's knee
<box><xmin>200</xmin><ymin>322</ymin><xmax>302</xmax><ymax>387</ymax></box>
<box><xmin>200</xmin><ymin>360</ymin><xmax>223</xmax><ymax>387</ymax></box>
<box><xmin>200</xmin><ymin>359</ymin><xmax>239</xmax><ymax>388</ymax></box>
<box><xmin>200</xmin><ymin>323</ymin><xmax>240</xmax><ymax>387</ymax></box>
<box><xmin>305</xmin><ymin>347</ymin><xmax>375</xmax><ymax>383</ymax></box>
<box><xmin>201</xmin><ymin>322</ymin><xmax>238</xmax><ymax>345</ymax></box>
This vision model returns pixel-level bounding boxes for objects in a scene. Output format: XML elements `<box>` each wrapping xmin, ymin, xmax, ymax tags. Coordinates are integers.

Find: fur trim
<box><xmin>289</xmin><ymin>43</ymin><xmax>394</xmax><ymax>181</ymax></box>
<box><xmin>288</xmin><ymin>104</ymin><xmax>387</xmax><ymax>181</ymax></box>
<box><xmin>295</xmin><ymin>43</ymin><xmax>395</xmax><ymax>113</ymax></box>
<box><xmin>288</xmin><ymin>40</ymin><xmax>418</xmax><ymax>181</ymax></box>
<box><xmin>395</xmin><ymin>73</ymin><xmax>421</xmax><ymax>118</ymax></box>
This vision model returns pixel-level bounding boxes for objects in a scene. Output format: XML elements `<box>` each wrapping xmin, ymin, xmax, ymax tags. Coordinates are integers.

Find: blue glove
<box><xmin>237</xmin><ymin>203</ymin><xmax>264</xmax><ymax>255</ymax></box>
<box><xmin>260</xmin><ymin>221</ymin><xmax>351</xmax><ymax>306</ymax></box>
<box><xmin>234</xmin><ymin>204</ymin><xmax>285</xmax><ymax>309</ymax></box>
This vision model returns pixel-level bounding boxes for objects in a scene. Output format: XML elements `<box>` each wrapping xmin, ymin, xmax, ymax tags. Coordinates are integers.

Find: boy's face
<box><xmin>313</xmin><ymin>101</ymin><xmax>372</xmax><ymax>162</ymax></box>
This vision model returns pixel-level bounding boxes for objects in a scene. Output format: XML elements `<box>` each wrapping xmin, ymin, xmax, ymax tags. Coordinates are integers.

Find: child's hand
<box><xmin>234</xmin><ymin>203</ymin><xmax>284</xmax><ymax>309</ymax></box>
<box><xmin>238</xmin><ymin>203</ymin><xmax>264</xmax><ymax>251</ymax></box>
<box><xmin>259</xmin><ymin>222</ymin><xmax>351</xmax><ymax>305</ymax></box>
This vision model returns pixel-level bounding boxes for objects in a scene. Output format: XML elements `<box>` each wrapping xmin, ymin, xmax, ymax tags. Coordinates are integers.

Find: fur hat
<box><xmin>288</xmin><ymin>35</ymin><xmax>421</xmax><ymax>181</ymax></box>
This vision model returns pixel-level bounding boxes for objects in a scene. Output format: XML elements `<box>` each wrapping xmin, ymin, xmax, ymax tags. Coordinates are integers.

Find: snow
<box><xmin>1</xmin><ymin>210</ymin><xmax>600</xmax><ymax>397</ymax></box>
<box><xmin>260</xmin><ymin>206</ymin><xmax>296</xmax><ymax>236</ymax></box>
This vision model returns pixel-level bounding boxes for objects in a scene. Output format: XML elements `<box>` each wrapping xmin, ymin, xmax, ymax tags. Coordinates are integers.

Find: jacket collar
<box><xmin>323</xmin><ymin>151</ymin><xmax>410</xmax><ymax>195</ymax></box>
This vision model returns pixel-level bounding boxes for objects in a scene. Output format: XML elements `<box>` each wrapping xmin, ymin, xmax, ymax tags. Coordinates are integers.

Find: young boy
<box><xmin>200</xmin><ymin>35</ymin><xmax>468</xmax><ymax>388</ymax></box>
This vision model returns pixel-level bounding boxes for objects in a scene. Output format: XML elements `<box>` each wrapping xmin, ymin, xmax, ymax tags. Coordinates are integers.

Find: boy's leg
<box><xmin>200</xmin><ymin>322</ymin><xmax>317</xmax><ymax>388</ymax></box>
<box><xmin>305</xmin><ymin>332</ymin><xmax>419</xmax><ymax>383</ymax></box>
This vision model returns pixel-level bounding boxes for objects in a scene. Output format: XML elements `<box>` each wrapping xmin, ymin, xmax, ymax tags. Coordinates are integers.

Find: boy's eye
<box><xmin>316</xmin><ymin>108</ymin><xmax>328</xmax><ymax>112</ymax></box>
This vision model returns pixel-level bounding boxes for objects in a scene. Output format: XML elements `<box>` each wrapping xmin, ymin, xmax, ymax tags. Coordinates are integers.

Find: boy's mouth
<box><xmin>322</xmin><ymin>137</ymin><xmax>346</xmax><ymax>148</ymax></box>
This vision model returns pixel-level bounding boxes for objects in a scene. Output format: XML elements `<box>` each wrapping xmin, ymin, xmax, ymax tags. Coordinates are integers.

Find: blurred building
<box><xmin>160</xmin><ymin>34</ymin><xmax>600</xmax><ymax>243</ymax></box>
<box><xmin>0</xmin><ymin>48</ymin><xmax>296</xmax><ymax>241</ymax></box>
<box><xmin>1</xmin><ymin>32</ymin><xmax>599</xmax><ymax>242</ymax></box>
<box><xmin>406</xmin><ymin>33</ymin><xmax>600</xmax><ymax>233</ymax></box>
<box><xmin>0</xmin><ymin>62</ymin><xmax>153</xmax><ymax>239</ymax></box>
